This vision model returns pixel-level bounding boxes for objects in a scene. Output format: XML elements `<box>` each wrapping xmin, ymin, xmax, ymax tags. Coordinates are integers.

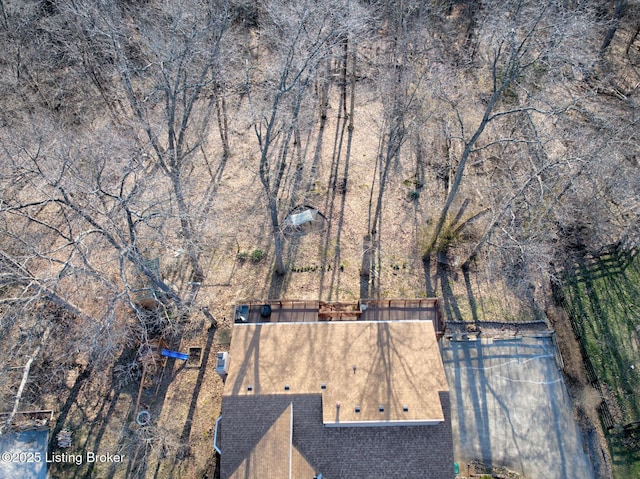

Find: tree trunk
<box><xmin>270</xmin><ymin>198</ymin><xmax>286</xmax><ymax>275</ymax></box>
<box><xmin>348</xmin><ymin>44</ymin><xmax>356</xmax><ymax>131</ymax></box>
<box><xmin>342</xmin><ymin>37</ymin><xmax>349</xmax><ymax>119</ymax></box>
<box><xmin>215</xmin><ymin>85</ymin><xmax>230</xmax><ymax>159</ymax></box>
<box><xmin>601</xmin><ymin>0</ymin><xmax>627</xmax><ymax>55</ymax></box>
<box><xmin>426</xmin><ymin>61</ymin><xmax>516</xmax><ymax>256</ymax></box>
<box><xmin>626</xmin><ymin>23</ymin><xmax>640</xmax><ymax>56</ymax></box>
<box><xmin>3</xmin><ymin>324</ymin><xmax>52</xmax><ymax>433</ymax></box>
<box><xmin>170</xmin><ymin>171</ymin><xmax>204</xmax><ymax>282</ymax></box>
<box><xmin>318</xmin><ymin>58</ymin><xmax>330</xmax><ymax>121</ymax></box>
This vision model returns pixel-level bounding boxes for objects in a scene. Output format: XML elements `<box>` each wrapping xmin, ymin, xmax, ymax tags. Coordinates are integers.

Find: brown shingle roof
<box><xmin>220</xmin><ymin>393</ymin><xmax>454</xmax><ymax>479</ymax></box>
<box><xmin>227</xmin><ymin>402</ymin><xmax>316</xmax><ymax>479</ymax></box>
<box><xmin>224</xmin><ymin>320</ymin><xmax>448</xmax><ymax>426</ymax></box>
<box><xmin>220</xmin><ymin>319</ymin><xmax>454</xmax><ymax>479</ymax></box>
<box><xmin>229</xmin><ymin>403</ymin><xmax>292</xmax><ymax>479</ymax></box>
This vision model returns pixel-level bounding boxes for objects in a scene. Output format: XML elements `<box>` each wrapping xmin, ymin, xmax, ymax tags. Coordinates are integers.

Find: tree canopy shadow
<box><xmin>421</xmin><ymin>252</ymin><xmax>463</xmax><ymax>321</ymax></box>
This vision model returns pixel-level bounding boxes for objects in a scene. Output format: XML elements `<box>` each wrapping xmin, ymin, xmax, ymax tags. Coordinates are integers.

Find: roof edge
<box><xmin>323</xmin><ymin>419</ymin><xmax>444</xmax><ymax>427</ymax></box>
<box><xmin>232</xmin><ymin>319</ymin><xmax>433</xmax><ymax>326</ymax></box>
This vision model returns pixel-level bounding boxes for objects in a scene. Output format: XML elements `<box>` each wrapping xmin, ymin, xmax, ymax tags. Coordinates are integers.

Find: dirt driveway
<box><xmin>441</xmin><ymin>335</ymin><xmax>593</xmax><ymax>479</ymax></box>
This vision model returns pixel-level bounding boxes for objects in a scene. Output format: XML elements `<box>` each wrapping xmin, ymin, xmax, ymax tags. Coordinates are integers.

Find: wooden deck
<box><xmin>235</xmin><ymin>300</ymin><xmax>320</xmax><ymax>323</ymax></box>
<box><xmin>361</xmin><ymin>299</ymin><xmax>442</xmax><ymax>333</ymax></box>
<box><xmin>234</xmin><ymin>298</ymin><xmax>444</xmax><ymax>337</ymax></box>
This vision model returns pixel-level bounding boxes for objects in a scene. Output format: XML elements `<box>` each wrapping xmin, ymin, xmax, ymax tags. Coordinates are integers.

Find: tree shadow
<box><xmin>318</xmin><ymin>93</ymin><xmax>349</xmax><ymax>300</ymax></box>
<box><xmin>324</xmin><ymin>117</ymin><xmax>353</xmax><ymax>300</ymax></box>
<box><xmin>443</xmin><ymin>337</ymin><xmax>585</xmax><ymax>477</ymax></box>
<box><xmin>47</xmin><ymin>349</ymin><xmax>140</xmax><ymax>479</ymax></box>
<box><xmin>359</xmin><ymin>232</ymin><xmax>382</xmax><ymax>300</ymax></box>
<box><xmin>197</xmin><ymin>146</ymin><xmax>230</xmax><ymax>229</ymax></box>
<box><xmin>360</xmin><ymin>235</ymin><xmax>373</xmax><ymax>299</ymax></box>
<box><xmin>47</xmin><ymin>365</ymin><xmax>93</xmax><ymax>453</ymax></box>
<box><xmin>462</xmin><ymin>263</ymin><xmax>479</xmax><ymax>323</ymax></box>
<box><xmin>436</xmin><ymin>256</ymin><xmax>463</xmax><ymax>322</ymax></box>
<box><xmin>570</xmin><ymin>255</ymin><xmax>640</xmax><ymax>422</ymax></box>
<box><xmin>267</xmin><ymin>269</ymin><xmax>288</xmax><ymax>299</ymax></box>
<box><xmin>72</xmin><ymin>310</ymin><xmax>209</xmax><ymax>478</ymax></box>
<box><xmin>306</xmin><ymin>115</ymin><xmax>328</xmax><ymax>193</ymax></box>
<box><xmin>163</xmin><ymin>324</ymin><xmax>217</xmax><ymax>478</ymax></box>
<box><xmin>442</xmin><ymin>339</ymin><xmax>493</xmax><ymax>467</ymax></box>
<box><xmin>120</xmin><ymin>355</ymin><xmax>182</xmax><ymax>479</ymax></box>
<box><xmin>422</xmin><ymin>253</ymin><xmax>436</xmax><ymax>297</ymax></box>
<box><xmin>79</xmin><ymin>385</ymin><xmax>122</xmax><ymax>479</ymax></box>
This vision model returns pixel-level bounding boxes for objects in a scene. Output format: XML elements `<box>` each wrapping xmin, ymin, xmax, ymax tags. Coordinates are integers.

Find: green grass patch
<box><xmin>562</xmin><ymin>250</ymin><xmax>640</xmax><ymax>478</ymax></box>
<box><xmin>609</xmin><ymin>436</ymin><xmax>640</xmax><ymax>479</ymax></box>
<box><xmin>418</xmin><ymin>215</ymin><xmax>463</xmax><ymax>255</ymax></box>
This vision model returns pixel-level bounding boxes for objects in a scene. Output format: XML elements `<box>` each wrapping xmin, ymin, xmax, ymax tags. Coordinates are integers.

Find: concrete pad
<box><xmin>441</xmin><ymin>336</ymin><xmax>593</xmax><ymax>479</ymax></box>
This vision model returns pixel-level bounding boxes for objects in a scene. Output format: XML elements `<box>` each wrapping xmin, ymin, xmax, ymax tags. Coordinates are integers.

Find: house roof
<box><xmin>229</xmin><ymin>403</ymin><xmax>316</xmax><ymax>479</ymax></box>
<box><xmin>229</xmin><ymin>403</ymin><xmax>292</xmax><ymax>479</ymax></box>
<box><xmin>220</xmin><ymin>318</ymin><xmax>454</xmax><ymax>479</ymax></box>
<box><xmin>224</xmin><ymin>320</ymin><xmax>448</xmax><ymax>426</ymax></box>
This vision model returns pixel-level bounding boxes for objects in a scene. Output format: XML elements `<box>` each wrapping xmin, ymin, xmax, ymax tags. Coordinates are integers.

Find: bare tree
<box><xmin>368</xmin><ymin>0</ymin><xmax>430</xmax><ymax>238</ymax></box>
<box><xmin>67</xmin><ymin>0</ymin><xmax>232</xmax><ymax>282</ymax></box>
<box><xmin>246</xmin><ymin>0</ymin><xmax>363</xmax><ymax>274</ymax></box>
<box><xmin>425</xmin><ymin>2</ymin><xmax>584</xmax><ymax>255</ymax></box>
<box><xmin>0</xmin><ymin>120</ymin><xmax>185</xmax><ymax>351</ymax></box>
<box><xmin>601</xmin><ymin>0</ymin><xmax>628</xmax><ymax>55</ymax></box>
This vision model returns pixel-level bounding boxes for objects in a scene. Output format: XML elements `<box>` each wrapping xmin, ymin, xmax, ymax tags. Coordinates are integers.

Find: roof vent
<box><xmin>403</xmin><ymin>405</ymin><xmax>409</xmax><ymax>412</ymax></box>
<box><xmin>378</xmin><ymin>405</ymin><xmax>384</xmax><ymax>412</ymax></box>
<box><xmin>354</xmin><ymin>406</ymin><xmax>361</xmax><ymax>413</ymax></box>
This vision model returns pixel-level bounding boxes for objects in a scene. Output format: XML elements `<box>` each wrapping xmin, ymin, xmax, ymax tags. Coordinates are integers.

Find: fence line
<box><xmin>555</xmin><ymin>238</ymin><xmax>640</xmax><ymax>431</ymax></box>
<box><xmin>553</xmin><ymin>276</ymin><xmax>616</xmax><ymax>431</ymax></box>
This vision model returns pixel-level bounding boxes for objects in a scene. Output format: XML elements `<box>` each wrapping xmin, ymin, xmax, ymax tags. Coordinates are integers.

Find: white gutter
<box><xmin>213</xmin><ymin>415</ymin><xmax>222</xmax><ymax>454</ymax></box>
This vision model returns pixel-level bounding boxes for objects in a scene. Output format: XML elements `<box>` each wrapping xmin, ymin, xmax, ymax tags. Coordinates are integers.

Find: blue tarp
<box><xmin>161</xmin><ymin>349</ymin><xmax>189</xmax><ymax>361</ymax></box>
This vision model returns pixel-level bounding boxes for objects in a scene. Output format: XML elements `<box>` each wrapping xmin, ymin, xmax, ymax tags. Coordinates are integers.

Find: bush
<box><xmin>237</xmin><ymin>249</ymin><xmax>266</xmax><ymax>263</ymax></box>
<box><xmin>250</xmin><ymin>249</ymin><xmax>265</xmax><ymax>262</ymax></box>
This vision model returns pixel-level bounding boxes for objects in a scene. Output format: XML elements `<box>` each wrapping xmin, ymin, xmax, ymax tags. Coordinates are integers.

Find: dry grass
<box><xmin>39</xmin><ymin>80</ymin><xmax>545</xmax><ymax>477</ymax></box>
<box><xmin>6</xmin><ymin>60</ymin><xmax>558</xmax><ymax>479</ymax></box>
